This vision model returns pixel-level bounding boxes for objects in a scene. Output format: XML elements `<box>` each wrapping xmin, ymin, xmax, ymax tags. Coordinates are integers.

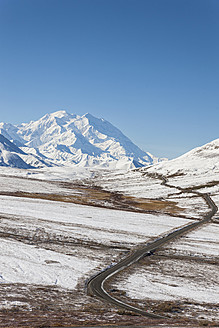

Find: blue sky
<box><xmin>0</xmin><ymin>0</ymin><xmax>218</xmax><ymax>158</ymax></box>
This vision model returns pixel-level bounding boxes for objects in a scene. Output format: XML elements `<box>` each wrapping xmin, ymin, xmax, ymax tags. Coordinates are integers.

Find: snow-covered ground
<box><xmin>0</xmin><ymin>194</ymin><xmax>191</xmax><ymax>291</ymax></box>
<box><xmin>0</xmin><ymin>174</ymin><xmax>78</xmax><ymax>195</ymax></box>
<box><xmin>94</xmin><ymin>169</ymin><xmax>179</xmax><ymax>199</ymax></box>
<box><xmin>93</xmin><ymin>169</ymin><xmax>213</xmax><ymax>218</ymax></box>
<box><xmin>0</xmin><ymin>238</ymin><xmax>98</xmax><ymax>289</ymax></box>
<box><xmin>0</xmin><ymin>166</ymin><xmax>216</xmax><ymax>220</ymax></box>
<box><xmin>211</xmin><ymin>193</ymin><xmax>219</xmax><ymax>210</ymax></box>
<box><xmin>0</xmin><ymin>165</ymin><xmax>95</xmax><ymax>181</ymax></box>
<box><xmin>117</xmin><ymin>260</ymin><xmax>219</xmax><ymax>304</ymax></box>
<box><xmin>114</xmin><ymin>221</ymin><xmax>219</xmax><ymax>320</ymax></box>
<box><xmin>167</xmin><ymin>193</ymin><xmax>209</xmax><ymax>218</ymax></box>
<box><xmin>167</xmin><ymin>223</ymin><xmax>219</xmax><ymax>258</ymax></box>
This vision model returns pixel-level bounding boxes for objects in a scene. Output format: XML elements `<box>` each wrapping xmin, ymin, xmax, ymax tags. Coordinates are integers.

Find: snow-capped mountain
<box><xmin>0</xmin><ymin>110</ymin><xmax>158</xmax><ymax>169</ymax></box>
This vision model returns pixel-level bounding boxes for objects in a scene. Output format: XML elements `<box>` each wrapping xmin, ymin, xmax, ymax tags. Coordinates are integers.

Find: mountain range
<box><xmin>0</xmin><ymin>111</ymin><xmax>159</xmax><ymax>169</ymax></box>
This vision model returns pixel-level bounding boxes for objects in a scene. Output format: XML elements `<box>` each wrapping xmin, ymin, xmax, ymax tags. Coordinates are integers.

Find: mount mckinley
<box><xmin>0</xmin><ymin>111</ymin><xmax>160</xmax><ymax>170</ymax></box>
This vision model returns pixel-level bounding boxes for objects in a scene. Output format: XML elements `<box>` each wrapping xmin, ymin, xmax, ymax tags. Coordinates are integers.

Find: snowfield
<box><xmin>0</xmin><ymin>194</ymin><xmax>192</xmax><ymax>291</ymax></box>
<box><xmin>117</xmin><ymin>261</ymin><xmax>219</xmax><ymax>304</ymax></box>
<box><xmin>115</xmin><ymin>221</ymin><xmax>219</xmax><ymax>321</ymax></box>
<box><xmin>167</xmin><ymin>223</ymin><xmax>219</xmax><ymax>258</ymax></box>
<box><xmin>0</xmin><ymin>238</ymin><xmax>98</xmax><ymax>289</ymax></box>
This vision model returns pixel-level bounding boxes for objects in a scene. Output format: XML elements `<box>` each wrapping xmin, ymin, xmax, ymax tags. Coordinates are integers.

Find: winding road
<box><xmin>87</xmin><ymin>177</ymin><xmax>218</xmax><ymax>318</ymax></box>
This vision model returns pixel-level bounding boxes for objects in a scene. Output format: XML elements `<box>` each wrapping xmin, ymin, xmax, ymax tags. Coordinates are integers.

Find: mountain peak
<box><xmin>49</xmin><ymin>110</ymin><xmax>70</xmax><ymax>118</ymax></box>
<box><xmin>83</xmin><ymin>112</ymin><xmax>100</xmax><ymax>120</ymax></box>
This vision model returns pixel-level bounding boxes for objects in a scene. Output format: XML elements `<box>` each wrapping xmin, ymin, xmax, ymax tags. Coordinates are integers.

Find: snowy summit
<box><xmin>0</xmin><ymin>110</ymin><xmax>158</xmax><ymax>170</ymax></box>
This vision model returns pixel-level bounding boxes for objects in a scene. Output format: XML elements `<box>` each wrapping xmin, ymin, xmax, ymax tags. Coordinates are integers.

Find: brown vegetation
<box><xmin>0</xmin><ymin>183</ymin><xmax>184</xmax><ymax>216</ymax></box>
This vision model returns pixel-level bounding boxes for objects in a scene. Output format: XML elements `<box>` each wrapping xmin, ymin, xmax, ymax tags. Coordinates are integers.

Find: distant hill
<box><xmin>146</xmin><ymin>138</ymin><xmax>219</xmax><ymax>181</ymax></box>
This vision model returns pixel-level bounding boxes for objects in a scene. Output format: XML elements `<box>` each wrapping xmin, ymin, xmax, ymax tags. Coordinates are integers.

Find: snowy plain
<box><xmin>0</xmin><ymin>194</ymin><xmax>192</xmax><ymax>291</ymax></box>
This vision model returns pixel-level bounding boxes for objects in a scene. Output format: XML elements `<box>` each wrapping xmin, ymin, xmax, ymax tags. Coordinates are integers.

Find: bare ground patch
<box><xmin>0</xmin><ymin>181</ymin><xmax>184</xmax><ymax>217</ymax></box>
<box><xmin>0</xmin><ymin>283</ymin><xmax>213</xmax><ymax>327</ymax></box>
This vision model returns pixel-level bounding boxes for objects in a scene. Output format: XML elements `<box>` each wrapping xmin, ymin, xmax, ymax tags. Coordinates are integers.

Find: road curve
<box><xmin>87</xmin><ymin>187</ymin><xmax>218</xmax><ymax>318</ymax></box>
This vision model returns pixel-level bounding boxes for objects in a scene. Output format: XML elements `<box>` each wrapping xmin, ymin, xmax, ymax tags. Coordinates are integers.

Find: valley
<box><xmin>0</xmin><ymin>162</ymin><xmax>218</xmax><ymax>327</ymax></box>
<box><xmin>0</xmin><ymin>113</ymin><xmax>218</xmax><ymax>327</ymax></box>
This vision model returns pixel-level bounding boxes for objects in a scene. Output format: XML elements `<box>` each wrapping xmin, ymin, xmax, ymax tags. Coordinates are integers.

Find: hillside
<box><xmin>146</xmin><ymin>138</ymin><xmax>219</xmax><ymax>188</ymax></box>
